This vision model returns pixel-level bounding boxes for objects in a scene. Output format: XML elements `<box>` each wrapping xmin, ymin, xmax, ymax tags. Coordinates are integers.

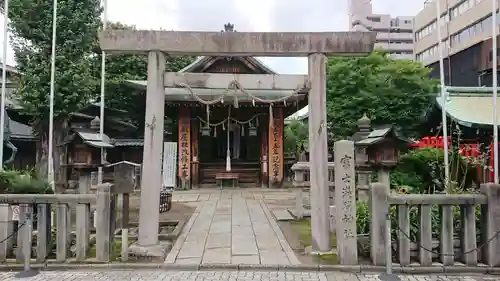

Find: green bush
<box><xmin>0</xmin><ymin>169</ymin><xmax>23</xmax><ymax>193</ymax></box>
<box><xmin>391</xmin><ymin>147</ymin><xmax>481</xmax><ymax>193</ymax></box>
<box><xmin>356</xmin><ymin>147</ymin><xmax>484</xmax><ymax>248</ymax></box>
<box><xmin>0</xmin><ymin>169</ymin><xmax>53</xmax><ymax>194</ymax></box>
<box><xmin>356</xmin><ymin>201</ymin><xmax>370</xmax><ymax>235</ymax></box>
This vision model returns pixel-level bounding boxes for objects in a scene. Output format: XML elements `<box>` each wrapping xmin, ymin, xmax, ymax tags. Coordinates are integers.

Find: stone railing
<box><xmin>370</xmin><ymin>182</ymin><xmax>500</xmax><ymax>267</ymax></box>
<box><xmin>290</xmin><ymin>161</ymin><xmax>373</xmax><ymax>217</ymax></box>
<box><xmin>291</xmin><ymin>161</ymin><xmax>336</xmax><ymax>188</ymax></box>
<box><xmin>0</xmin><ymin>182</ymin><xmax>118</xmax><ymax>263</ymax></box>
<box><xmin>291</xmin><ymin>162</ymin><xmax>335</xmax><ymax>219</ymax></box>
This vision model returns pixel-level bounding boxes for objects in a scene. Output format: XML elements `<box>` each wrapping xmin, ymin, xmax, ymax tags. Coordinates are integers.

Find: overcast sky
<box><xmin>0</xmin><ymin>0</ymin><xmax>424</xmax><ymax>70</ymax></box>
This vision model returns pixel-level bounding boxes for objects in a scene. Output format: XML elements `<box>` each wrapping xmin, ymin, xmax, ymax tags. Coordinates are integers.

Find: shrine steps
<box><xmin>200</xmin><ymin>162</ymin><xmax>260</xmax><ymax>185</ymax></box>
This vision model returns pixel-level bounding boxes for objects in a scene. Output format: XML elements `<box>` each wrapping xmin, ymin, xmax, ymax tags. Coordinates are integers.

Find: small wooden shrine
<box><xmin>67</xmin><ymin>117</ymin><xmax>113</xmax><ymax>168</ymax></box>
<box><xmin>354</xmin><ymin>115</ymin><xmax>414</xmax><ymax>167</ymax></box>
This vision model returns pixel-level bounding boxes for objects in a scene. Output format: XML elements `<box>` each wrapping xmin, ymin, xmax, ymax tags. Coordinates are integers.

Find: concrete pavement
<box><xmin>165</xmin><ymin>189</ymin><xmax>299</xmax><ymax>265</ymax></box>
<box><xmin>0</xmin><ymin>270</ymin><xmax>497</xmax><ymax>281</ymax></box>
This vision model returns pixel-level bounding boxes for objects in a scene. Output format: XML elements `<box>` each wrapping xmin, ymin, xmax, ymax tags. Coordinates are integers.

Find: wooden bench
<box><xmin>215</xmin><ymin>172</ymin><xmax>239</xmax><ymax>189</ymax></box>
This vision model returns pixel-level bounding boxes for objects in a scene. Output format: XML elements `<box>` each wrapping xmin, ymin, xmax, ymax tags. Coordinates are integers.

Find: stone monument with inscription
<box><xmin>334</xmin><ymin>140</ymin><xmax>358</xmax><ymax>265</ymax></box>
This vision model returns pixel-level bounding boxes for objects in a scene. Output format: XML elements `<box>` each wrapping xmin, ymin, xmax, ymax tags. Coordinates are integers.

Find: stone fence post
<box><xmin>481</xmin><ymin>183</ymin><xmax>500</xmax><ymax>266</ymax></box>
<box><xmin>369</xmin><ymin>182</ymin><xmax>389</xmax><ymax>265</ymax></box>
<box><xmin>96</xmin><ymin>183</ymin><xmax>113</xmax><ymax>262</ymax></box>
<box><xmin>36</xmin><ymin>203</ymin><xmax>51</xmax><ymax>263</ymax></box>
<box><xmin>0</xmin><ymin>204</ymin><xmax>13</xmax><ymax>261</ymax></box>
<box><xmin>76</xmin><ymin>174</ymin><xmax>91</xmax><ymax>261</ymax></box>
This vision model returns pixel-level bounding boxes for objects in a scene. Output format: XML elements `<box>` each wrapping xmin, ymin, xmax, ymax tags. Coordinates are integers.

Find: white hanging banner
<box><xmin>162</xmin><ymin>142</ymin><xmax>178</xmax><ymax>188</ymax></box>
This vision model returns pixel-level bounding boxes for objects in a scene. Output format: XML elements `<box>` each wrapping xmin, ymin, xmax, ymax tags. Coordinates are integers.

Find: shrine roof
<box><xmin>435</xmin><ymin>92</ymin><xmax>500</xmax><ymax>128</ymax></box>
<box><xmin>2</xmin><ymin>106</ymin><xmax>35</xmax><ymax>141</ymax></box>
<box><xmin>73</xmin><ymin>128</ymin><xmax>114</xmax><ymax>148</ymax></box>
<box><xmin>179</xmin><ymin>56</ymin><xmax>276</xmax><ymax>74</ymax></box>
<box><xmin>10</xmin><ymin>118</ymin><xmax>34</xmax><ymax>140</ymax></box>
<box><xmin>112</xmin><ymin>138</ymin><xmax>144</xmax><ymax>147</ymax></box>
<box><xmin>124</xmin><ymin>80</ymin><xmax>305</xmax><ymax>102</ymax></box>
<box><xmin>356</xmin><ymin>126</ymin><xmax>414</xmax><ymax>145</ymax></box>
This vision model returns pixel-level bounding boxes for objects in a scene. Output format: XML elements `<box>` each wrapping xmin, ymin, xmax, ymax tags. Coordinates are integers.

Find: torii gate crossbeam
<box><xmin>99</xmin><ymin>30</ymin><xmax>375</xmax><ymax>56</ymax></box>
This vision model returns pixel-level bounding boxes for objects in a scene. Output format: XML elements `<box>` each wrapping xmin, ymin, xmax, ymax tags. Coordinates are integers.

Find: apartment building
<box><xmin>414</xmin><ymin>0</ymin><xmax>500</xmax><ymax>86</ymax></box>
<box><xmin>348</xmin><ymin>0</ymin><xmax>414</xmax><ymax>59</ymax></box>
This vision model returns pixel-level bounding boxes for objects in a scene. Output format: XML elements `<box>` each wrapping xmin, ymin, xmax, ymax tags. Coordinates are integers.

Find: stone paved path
<box><xmin>0</xmin><ymin>270</ymin><xmax>497</xmax><ymax>281</ymax></box>
<box><xmin>165</xmin><ymin>189</ymin><xmax>299</xmax><ymax>265</ymax></box>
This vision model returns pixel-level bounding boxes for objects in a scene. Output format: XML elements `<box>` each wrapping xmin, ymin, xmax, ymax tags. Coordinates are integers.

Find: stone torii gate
<box><xmin>99</xmin><ymin>29</ymin><xmax>376</xmax><ymax>255</ymax></box>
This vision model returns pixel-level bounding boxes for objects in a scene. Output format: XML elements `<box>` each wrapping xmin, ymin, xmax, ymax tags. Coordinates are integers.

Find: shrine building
<box><xmin>124</xmin><ymin>24</ymin><xmax>310</xmax><ymax>188</ymax></box>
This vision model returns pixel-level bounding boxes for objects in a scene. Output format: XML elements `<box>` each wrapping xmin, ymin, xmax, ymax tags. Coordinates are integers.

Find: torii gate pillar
<box><xmin>308</xmin><ymin>53</ymin><xmax>331</xmax><ymax>251</ymax></box>
<box><xmin>136</xmin><ymin>51</ymin><xmax>166</xmax><ymax>247</ymax></box>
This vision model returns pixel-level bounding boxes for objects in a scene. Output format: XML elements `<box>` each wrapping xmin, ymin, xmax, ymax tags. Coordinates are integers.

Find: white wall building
<box><xmin>348</xmin><ymin>0</ymin><xmax>414</xmax><ymax>59</ymax></box>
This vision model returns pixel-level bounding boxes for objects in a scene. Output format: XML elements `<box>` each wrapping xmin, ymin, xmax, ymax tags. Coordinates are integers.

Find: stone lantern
<box><xmin>356</xmin><ymin>123</ymin><xmax>414</xmax><ymax>189</ymax></box>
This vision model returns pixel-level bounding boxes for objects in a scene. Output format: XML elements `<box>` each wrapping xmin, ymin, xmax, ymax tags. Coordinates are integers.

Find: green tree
<box><xmin>8</xmin><ymin>3</ymin><xmax>195</xmax><ymax>190</ymax></box>
<box><xmin>284</xmin><ymin>119</ymin><xmax>308</xmax><ymax>155</ymax></box>
<box><xmin>92</xmin><ymin>22</ymin><xmax>196</xmax><ymax>126</ymax></box>
<box><xmin>8</xmin><ymin>0</ymin><xmax>101</xmax><ymax>190</ymax></box>
<box><xmin>326</xmin><ymin>51</ymin><xmax>438</xmax><ymax>139</ymax></box>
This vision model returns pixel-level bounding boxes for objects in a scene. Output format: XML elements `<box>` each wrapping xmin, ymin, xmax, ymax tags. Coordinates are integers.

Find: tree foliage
<box><xmin>9</xmin><ymin>0</ymin><xmax>101</xmax><ymax>123</ymax></box>
<box><xmin>326</xmin><ymin>52</ymin><xmax>438</xmax><ymax>139</ymax></box>
<box><xmin>284</xmin><ymin>119</ymin><xmax>308</xmax><ymax>154</ymax></box>
<box><xmin>8</xmin><ymin>0</ymin><xmax>102</xmax><ymax>188</ymax></box>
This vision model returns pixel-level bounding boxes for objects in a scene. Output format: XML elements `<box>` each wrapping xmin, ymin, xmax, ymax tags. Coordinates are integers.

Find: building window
<box><xmin>450</xmin><ymin>0</ymin><xmax>479</xmax><ymax>20</ymax></box>
<box><xmin>415</xmin><ymin>15</ymin><xmax>447</xmax><ymax>42</ymax></box>
<box><xmin>414</xmin><ymin>0</ymin><xmax>490</xmax><ymax>43</ymax></box>
<box><xmin>415</xmin><ymin>40</ymin><xmax>449</xmax><ymax>62</ymax></box>
<box><xmin>415</xmin><ymin>21</ymin><xmax>436</xmax><ymax>41</ymax></box>
<box><xmin>450</xmin><ymin>12</ymin><xmax>500</xmax><ymax>47</ymax></box>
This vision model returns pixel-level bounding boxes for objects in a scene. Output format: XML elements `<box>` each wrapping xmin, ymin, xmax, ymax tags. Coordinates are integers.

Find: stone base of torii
<box><xmin>98</xmin><ymin>29</ymin><xmax>376</xmax><ymax>258</ymax></box>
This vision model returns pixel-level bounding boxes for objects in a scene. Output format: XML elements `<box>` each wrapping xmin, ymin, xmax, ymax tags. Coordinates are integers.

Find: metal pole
<box><xmin>385</xmin><ymin>211</ymin><xmax>392</xmax><ymax>274</ymax></box>
<box><xmin>23</xmin><ymin>212</ymin><xmax>31</xmax><ymax>271</ymax></box>
<box><xmin>47</xmin><ymin>0</ymin><xmax>57</xmax><ymax>190</ymax></box>
<box><xmin>0</xmin><ymin>0</ymin><xmax>9</xmax><ymax>170</ymax></box>
<box><xmin>493</xmin><ymin>0</ymin><xmax>499</xmax><ymax>184</ymax></box>
<box><xmin>98</xmin><ymin>0</ymin><xmax>107</xmax><ymax>184</ymax></box>
<box><xmin>436</xmin><ymin>0</ymin><xmax>450</xmax><ymax>191</ymax></box>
